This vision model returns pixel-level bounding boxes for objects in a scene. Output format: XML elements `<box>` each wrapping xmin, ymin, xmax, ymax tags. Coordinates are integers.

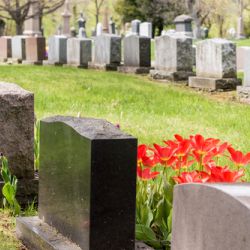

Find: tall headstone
<box><xmin>109</xmin><ymin>17</ymin><xmax>116</xmax><ymax>34</ymax></box>
<box><xmin>174</xmin><ymin>14</ymin><xmax>193</xmax><ymax>37</ymax></box>
<box><xmin>96</xmin><ymin>23</ymin><xmax>103</xmax><ymax>36</ymax></box>
<box><xmin>0</xmin><ymin>36</ymin><xmax>11</xmax><ymax>62</ymax></box>
<box><xmin>237</xmin><ymin>48</ymin><xmax>250</xmax><ymax>103</ymax></box>
<box><xmin>16</xmin><ymin>116</ymin><xmax>137</xmax><ymax>250</ymax></box>
<box><xmin>89</xmin><ymin>34</ymin><xmax>121</xmax><ymax>71</ymax></box>
<box><xmin>189</xmin><ymin>39</ymin><xmax>241</xmax><ymax>90</ymax></box>
<box><xmin>172</xmin><ymin>183</ymin><xmax>250</xmax><ymax>250</ymax></box>
<box><xmin>47</xmin><ymin>35</ymin><xmax>67</xmax><ymax>65</ymax></box>
<box><xmin>150</xmin><ymin>34</ymin><xmax>194</xmax><ymax>81</ymax></box>
<box><xmin>23</xmin><ymin>0</ymin><xmax>41</xmax><ymax>36</ymax></box>
<box><xmin>11</xmin><ymin>36</ymin><xmax>27</xmax><ymax>63</ymax></box>
<box><xmin>131</xmin><ymin>20</ymin><xmax>141</xmax><ymax>35</ymax></box>
<box><xmin>62</xmin><ymin>0</ymin><xmax>72</xmax><ymax>37</ymax></box>
<box><xmin>67</xmin><ymin>37</ymin><xmax>92</xmax><ymax>68</ymax></box>
<box><xmin>118</xmin><ymin>34</ymin><xmax>151</xmax><ymax>74</ymax></box>
<box><xmin>139</xmin><ymin>22</ymin><xmax>152</xmax><ymax>38</ymax></box>
<box><xmin>23</xmin><ymin>37</ymin><xmax>46</xmax><ymax>65</ymax></box>
<box><xmin>0</xmin><ymin>82</ymin><xmax>37</xmax><ymax>205</ymax></box>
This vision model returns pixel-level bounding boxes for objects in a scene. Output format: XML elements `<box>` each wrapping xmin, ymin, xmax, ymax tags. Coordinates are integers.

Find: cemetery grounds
<box><xmin>1</xmin><ymin>65</ymin><xmax>250</xmax><ymax>249</ymax></box>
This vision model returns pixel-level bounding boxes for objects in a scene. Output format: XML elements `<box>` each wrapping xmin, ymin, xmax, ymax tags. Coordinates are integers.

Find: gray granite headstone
<box><xmin>48</xmin><ymin>35</ymin><xmax>67</xmax><ymax>65</ymax></box>
<box><xmin>67</xmin><ymin>37</ymin><xmax>92</xmax><ymax>68</ymax></box>
<box><xmin>174</xmin><ymin>14</ymin><xmax>193</xmax><ymax>37</ymax></box>
<box><xmin>172</xmin><ymin>183</ymin><xmax>250</xmax><ymax>250</ymax></box>
<box><xmin>11</xmin><ymin>36</ymin><xmax>27</xmax><ymax>61</ymax></box>
<box><xmin>17</xmin><ymin>116</ymin><xmax>138</xmax><ymax>250</ymax></box>
<box><xmin>131</xmin><ymin>20</ymin><xmax>141</xmax><ymax>35</ymax></box>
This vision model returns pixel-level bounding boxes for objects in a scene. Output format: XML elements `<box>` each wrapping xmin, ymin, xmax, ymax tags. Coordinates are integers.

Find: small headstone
<box><xmin>150</xmin><ymin>34</ymin><xmax>194</xmax><ymax>81</ymax></box>
<box><xmin>109</xmin><ymin>17</ymin><xmax>116</xmax><ymax>34</ymax></box>
<box><xmin>78</xmin><ymin>27</ymin><xmax>87</xmax><ymax>38</ymax></box>
<box><xmin>131</xmin><ymin>20</ymin><xmax>141</xmax><ymax>35</ymax></box>
<box><xmin>17</xmin><ymin>116</ymin><xmax>137</xmax><ymax>250</ymax></box>
<box><xmin>172</xmin><ymin>183</ymin><xmax>250</xmax><ymax>250</ymax></box>
<box><xmin>0</xmin><ymin>82</ymin><xmax>37</xmax><ymax>205</ymax></box>
<box><xmin>189</xmin><ymin>38</ymin><xmax>241</xmax><ymax>90</ymax></box>
<box><xmin>118</xmin><ymin>34</ymin><xmax>151</xmax><ymax>74</ymax></box>
<box><xmin>96</xmin><ymin>23</ymin><xmax>103</xmax><ymax>36</ymax></box>
<box><xmin>139</xmin><ymin>22</ymin><xmax>152</xmax><ymax>38</ymax></box>
<box><xmin>0</xmin><ymin>36</ymin><xmax>11</xmax><ymax>62</ymax></box>
<box><xmin>23</xmin><ymin>37</ymin><xmax>46</xmax><ymax>65</ymax></box>
<box><xmin>89</xmin><ymin>34</ymin><xmax>121</xmax><ymax>71</ymax></box>
<box><xmin>67</xmin><ymin>37</ymin><xmax>92</xmax><ymax>68</ymax></box>
<box><xmin>174</xmin><ymin>14</ymin><xmax>193</xmax><ymax>37</ymax></box>
<box><xmin>47</xmin><ymin>35</ymin><xmax>67</xmax><ymax>65</ymax></box>
<box><xmin>11</xmin><ymin>36</ymin><xmax>27</xmax><ymax>63</ymax></box>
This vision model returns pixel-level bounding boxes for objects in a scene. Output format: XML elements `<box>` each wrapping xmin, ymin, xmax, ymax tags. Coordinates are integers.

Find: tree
<box><xmin>92</xmin><ymin>0</ymin><xmax>106</xmax><ymax>26</ymax></box>
<box><xmin>0</xmin><ymin>0</ymin><xmax>65</xmax><ymax>35</ymax></box>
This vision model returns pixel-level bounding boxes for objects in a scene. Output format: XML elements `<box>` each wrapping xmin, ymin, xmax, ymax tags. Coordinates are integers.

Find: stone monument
<box><xmin>140</xmin><ymin>22</ymin><xmax>152</xmax><ymax>38</ymax></box>
<box><xmin>172</xmin><ymin>183</ymin><xmax>250</xmax><ymax>250</ymax></box>
<box><xmin>102</xmin><ymin>7</ymin><xmax>109</xmax><ymax>33</ymax></box>
<box><xmin>0</xmin><ymin>36</ymin><xmax>12</xmax><ymax>62</ymax></box>
<box><xmin>16</xmin><ymin>116</ymin><xmax>137</xmax><ymax>250</ymax></box>
<box><xmin>89</xmin><ymin>34</ymin><xmax>121</xmax><ymax>71</ymax></box>
<box><xmin>0</xmin><ymin>82</ymin><xmax>37</xmax><ymax>205</ymax></box>
<box><xmin>109</xmin><ymin>17</ymin><xmax>116</xmax><ymax>34</ymax></box>
<box><xmin>150</xmin><ymin>34</ymin><xmax>194</xmax><ymax>81</ymax></box>
<box><xmin>62</xmin><ymin>0</ymin><xmax>72</xmax><ymax>37</ymax></box>
<box><xmin>78</xmin><ymin>12</ymin><xmax>86</xmax><ymax>29</ymax></box>
<box><xmin>118</xmin><ymin>34</ymin><xmax>151</xmax><ymax>74</ymax></box>
<box><xmin>174</xmin><ymin>14</ymin><xmax>193</xmax><ymax>37</ymax></box>
<box><xmin>189</xmin><ymin>39</ymin><xmax>241</xmax><ymax>91</ymax></box>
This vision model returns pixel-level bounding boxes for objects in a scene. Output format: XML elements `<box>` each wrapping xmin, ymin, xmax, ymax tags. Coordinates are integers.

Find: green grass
<box><xmin>0</xmin><ymin>65</ymin><xmax>250</xmax><ymax>248</ymax></box>
<box><xmin>233</xmin><ymin>38</ymin><xmax>250</xmax><ymax>47</ymax></box>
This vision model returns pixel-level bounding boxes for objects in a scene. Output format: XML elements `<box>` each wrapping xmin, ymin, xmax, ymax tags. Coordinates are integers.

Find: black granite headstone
<box><xmin>39</xmin><ymin>116</ymin><xmax>137</xmax><ymax>250</ymax></box>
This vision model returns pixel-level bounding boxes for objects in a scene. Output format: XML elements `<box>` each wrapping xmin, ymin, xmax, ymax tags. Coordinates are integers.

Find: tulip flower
<box><xmin>153</xmin><ymin>143</ymin><xmax>177</xmax><ymax>166</ymax></box>
<box><xmin>137</xmin><ymin>144</ymin><xmax>158</xmax><ymax>168</ymax></box>
<box><xmin>137</xmin><ymin>166</ymin><xmax>160</xmax><ymax>180</ymax></box>
<box><xmin>228</xmin><ymin>147</ymin><xmax>250</xmax><ymax>167</ymax></box>
<box><xmin>173</xmin><ymin>171</ymin><xmax>210</xmax><ymax>184</ymax></box>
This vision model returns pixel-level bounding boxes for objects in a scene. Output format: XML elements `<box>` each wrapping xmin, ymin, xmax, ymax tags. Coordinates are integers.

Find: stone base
<box><xmin>88</xmin><ymin>62</ymin><xmax>119</xmax><ymax>71</ymax></box>
<box><xmin>43</xmin><ymin>60</ymin><xmax>64</xmax><ymax>66</ymax></box>
<box><xmin>237</xmin><ymin>86</ymin><xmax>250</xmax><ymax>104</ymax></box>
<box><xmin>17</xmin><ymin>216</ymin><xmax>154</xmax><ymax>250</ymax></box>
<box><xmin>22</xmin><ymin>60</ymin><xmax>43</xmax><ymax>65</ymax></box>
<box><xmin>118</xmin><ymin>66</ymin><xmax>151</xmax><ymax>74</ymax></box>
<box><xmin>63</xmin><ymin>63</ymin><xmax>88</xmax><ymax>69</ymax></box>
<box><xmin>189</xmin><ymin>76</ymin><xmax>242</xmax><ymax>91</ymax></box>
<box><xmin>7</xmin><ymin>58</ymin><xmax>22</xmax><ymax>64</ymax></box>
<box><xmin>150</xmin><ymin>70</ymin><xmax>195</xmax><ymax>81</ymax></box>
<box><xmin>0</xmin><ymin>178</ymin><xmax>38</xmax><ymax>206</ymax></box>
<box><xmin>0</xmin><ymin>57</ymin><xmax>8</xmax><ymax>63</ymax></box>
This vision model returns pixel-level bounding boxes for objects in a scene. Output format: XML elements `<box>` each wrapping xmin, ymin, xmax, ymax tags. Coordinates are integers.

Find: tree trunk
<box><xmin>16</xmin><ymin>21</ymin><xmax>23</xmax><ymax>35</ymax></box>
<box><xmin>193</xmin><ymin>17</ymin><xmax>202</xmax><ymax>39</ymax></box>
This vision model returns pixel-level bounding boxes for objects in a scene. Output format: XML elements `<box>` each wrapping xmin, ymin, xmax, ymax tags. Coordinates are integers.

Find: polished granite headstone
<box><xmin>17</xmin><ymin>116</ymin><xmax>138</xmax><ymax>250</ymax></box>
<box><xmin>11</xmin><ymin>36</ymin><xmax>27</xmax><ymax>62</ymax></box>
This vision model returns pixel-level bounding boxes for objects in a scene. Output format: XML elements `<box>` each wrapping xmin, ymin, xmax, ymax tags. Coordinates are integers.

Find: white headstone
<box><xmin>139</xmin><ymin>22</ymin><xmax>152</xmax><ymax>38</ymax></box>
<box><xmin>96</xmin><ymin>23</ymin><xmax>103</xmax><ymax>36</ymax></box>
<box><xmin>243</xmin><ymin>48</ymin><xmax>250</xmax><ymax>86</ymax></box>
<box><xmin>131</xmin><ymin>20</ymin><xmax>141</xmax><ymax>35</ymax></box>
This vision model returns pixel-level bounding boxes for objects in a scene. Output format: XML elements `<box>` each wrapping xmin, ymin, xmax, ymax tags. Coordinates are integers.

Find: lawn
<box><xmin>0</xmin><ymin>65</ymin><xmax>250</xmax><ymax>248</ymax></box>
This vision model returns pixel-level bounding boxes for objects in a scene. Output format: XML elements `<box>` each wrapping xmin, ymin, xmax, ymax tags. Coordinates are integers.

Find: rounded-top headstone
<box><xmin>174</xmin><ymin>14</ymin><xmax>193</xmax><ymax>24</ymax></box>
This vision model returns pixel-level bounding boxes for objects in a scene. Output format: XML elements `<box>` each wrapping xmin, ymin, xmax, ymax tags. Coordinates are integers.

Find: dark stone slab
<box><xmin>38</xmin><ymin>116</ymin><xmax>137</xmax><ymax>250</ymax></box>
<box><xmin>189</xmin><ymin>76</ymin><xmax>242</xmax><ymax>91</ymax></box>
<box><xmin>16</xmin><ymin>217</ymin><xmax>153</xmax><ymax>250</ymax></box>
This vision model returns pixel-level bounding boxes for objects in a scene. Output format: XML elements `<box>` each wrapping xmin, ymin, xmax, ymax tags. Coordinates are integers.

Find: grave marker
<box><xmin>0</xmin><ymin>36</ymin><xmax>11</xmax><ymax>62</ymax></box>
<box><xmin>140</xmin><ymin>22</ymin><xmax>152</xmax><ymax>38</ymax></box>
<box><xmin>11</xmin><ymin>36</ymin><xmax>27</xmax><ymax>63</ymax></box>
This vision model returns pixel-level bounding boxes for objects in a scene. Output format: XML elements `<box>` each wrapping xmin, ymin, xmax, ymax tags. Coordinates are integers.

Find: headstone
<box><xmin>0</xmin><ymin>82</ymin><xmax>37</xmax><ymax>205</ymax></box>
<box><xmin>172</xmin><ymin>183</ymin><xmax>250</xmax><ymax>250</ymax></box>
<box><xmin>109</xmin><ymin>17</ymin><xmax>116</xmax><ymax>34</ymax></box>
<box><xmin>96</xmin><ymin>23</ymin><xmax>103</xmax><ymax>36</ymax></box>
<box><xmin>47</xmin><ymin>35</ymin><xmax>67</xmax><ymax>65</ymax></box>
<box><xmin>237</xmin><ymin>48</ymin><xmax>250</xmax><ymax>103</ymax></box>
<box><xmin>78</xmin><ymin>12</ymin><xmax>86</xmax><ymax>29</ymax></box>
<box><xmin>23</xmin><ymin>0</ymin><xmax>41</xmax><ymax>36</ymax></box>
<box><xmin>67</xmin><ymin>37</ymin><xmax>92</xmax><ymax>68</ymax></box>
<box><xmin>118</xmin><ymin>34</ymin><xmax>151</xmax><ymax>74</ymax></box>
<box><xmin>62</xmin><ymin>0</ymin><xmax>72</xmax><ymax>36</ymax></box>
<box><xmin>23</xmin><ymin>37</ymin><xmax>46</xmax><ymax>65</ymax></box>
<box><xmin>150</xmin><ymin>34</ymin><xmax>194</xmax><ymax>81</ymax></box>
<box><xmin>189</xmin><ymin>39</ymin><xmax>241</xmax><ymax>90</ymax></box>
<box><xmin>174</xmin><ymin>14</ymin><xmax>193</xmax><ymax>37</ymax></box>
<box><xmin>228</xmin><ymin>27</ymin><xmax>236</xmax><ymax>39</ymax></box>
<box><xmin>78</xmin><ymin>27</ymin><xmax>87</xmax><ymax>38</ymax></box>
<box><xmin>11</xmin><ymin>36</ymin><xmax>27</xmax><ymax>63</ymax></box>
<box><xmin>236</xmin><ymin>46</ymin><xmax>249</xmax><ymax>71</ymax></box>
<box><xmin>139</xmin><ymin>22</ymin><xmax>152</xmax><ymax>38</ymax></box>
<box><xmin>0</xmin><ymin>36</ymin><xmax>11</xmax><ymax>62</ymax></box>
<box><xmin>89</xmin><ymin>34</ymin><xmax>121</xmax><ymax>71</ymax></box>
<box><xmin>131</xmin><ymin>20</ymin><xmax>141</xmax><ymax>35</ymax></box>
<box><xmin>16</xmin><ymin>116</ymin><xmax>137</xmax><ymax>250</ymax></box>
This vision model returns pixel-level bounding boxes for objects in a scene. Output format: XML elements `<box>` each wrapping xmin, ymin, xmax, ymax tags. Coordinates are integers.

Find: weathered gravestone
<box><xmin>46</xmin><ymin>35</ymin><xmax>67</xmax><ymax>65</ymax></box>
<box><xmin>150</xmin><ymin>34</ymin><xmax>194</xmax><ymax>81</ymax></box>
<box><xmin>172</xmin><ymin>183</ymin><xmax>250</xmax><ymax>250</ymax></box>
<box><xmin>11</xmin><ymin>36</ymin><xmax>27</xmax><ymax>63</ymax></box>
<box><xmin>23</xmin><ymin>37</ymin><xmax>46</xmax><ymax>65</ymax></box>
<box><xmin>16</xmin><ymin>116</ymin><xmax>138</xmax><ymax>250</ymax></box>
<box><xmin>189</xmin><ymin>39</ymin><xmax>241</xmax><ymax>90</ymax></box>
<box><xmin>118</xmin><ymin>34</ymin><xmax>151</xmax><ymax>74</ymax></box>
<box><xmin>0</xmin><ymin>82</ymin><xmax>37</xmax><ymax>205</ymax></box>
<box><xmin>174</xmin><ymin>14</ymin><xmax>193</xmax><ymax>37</ymax></box>
<box><xmin>67</xmin><ymin>38</ymin><xmax>92</xmax><ymax>68</ymax></box>
<box><xmin>139</xmin><ymin>22</ymin><xmax>152</xmax><ymax>38</ymax></box>
<box><xmin>237</xmin><ymin>48</ymin><xmax>250</xmax><ymax>103</ymax></box>
<box><xmin>89</xmin><ymin>34</ymin><xmax>121</xmax><ymax>71</ymax></box>
<box><xmin>131</xmin><ymin>20</ymin><xmax>141</xmax><ymax>35</ymax></box>
<box><xmin>0</xmin><ymin>36</ymin><xmax>11</xmax><ymax>62</ymax></box>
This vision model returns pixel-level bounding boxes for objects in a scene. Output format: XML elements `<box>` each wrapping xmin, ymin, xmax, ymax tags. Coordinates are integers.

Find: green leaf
<box><xmin>2</xmin><ymin>182</ymin><xmax>15</xmax><ymax>206</ymax></box>
<box><xmin>167</xmin><ymin>209</ymin><xmax>173</xmax><ymax>232</ymax></box>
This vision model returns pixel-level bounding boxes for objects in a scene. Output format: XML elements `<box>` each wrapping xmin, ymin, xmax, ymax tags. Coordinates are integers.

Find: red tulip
<box><xmin>153</xmin><ymin>143</ymin><xmax>177</xmax><ymax>166</ymax></box>
<box><xmin>173</xmin><ymin>155</ymin><xmax>194</xmax><ymax>170</ymax></box>
<box><xmin>173</xmin><ymin>171</ymin><xmax>210</xmax><ymax>184</ymax></box>
<box><xmin>137</xmin><ymin>166</ymin><xmax>160</xmax><ymax>180</ymax></box>
<box><xmin>228</xmin><ymin>147</ymin><xmax>250</xmax><ymax>167</ymax></box>
<box><xmin>137</xmin><ymin>144</ymin><xmax>158</xmax><ymax>168</ymax></box>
